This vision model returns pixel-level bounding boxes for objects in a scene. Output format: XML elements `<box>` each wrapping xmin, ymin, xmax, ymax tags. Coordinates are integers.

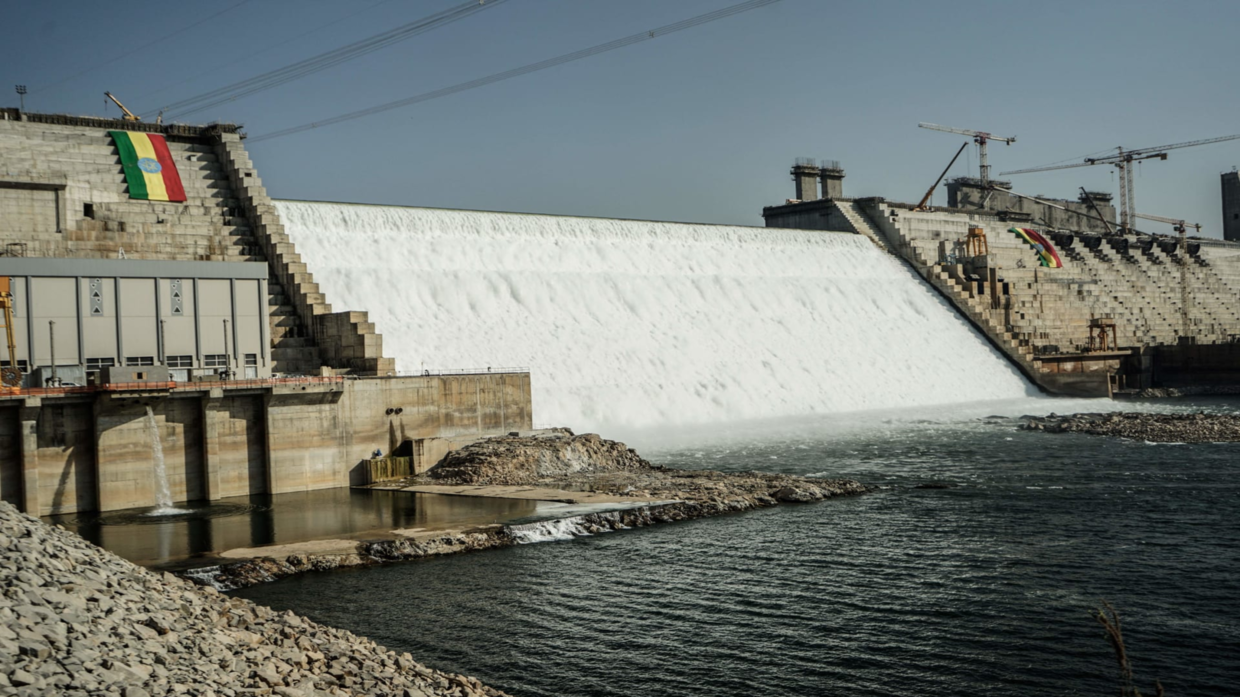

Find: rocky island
<box><xmin>1019</xmin><ymin>411</ymin><xmax>1240</xmax><ymax>442</ymax></box>
<box><xmin>195</xmin><ymin>429</ymin><xmax>868</xmax><ymax>589</ymax></box>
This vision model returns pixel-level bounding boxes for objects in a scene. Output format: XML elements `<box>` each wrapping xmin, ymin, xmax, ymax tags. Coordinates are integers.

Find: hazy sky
<box><xmin>8</xmin><ymin>0</ymin><xmax>1240</xmax><ymax>235</ymax></box>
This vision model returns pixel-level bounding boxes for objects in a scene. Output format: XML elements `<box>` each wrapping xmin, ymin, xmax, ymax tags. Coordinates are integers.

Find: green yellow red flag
<box><xmin>109</xmin><ymin>130</ymin><xmax>187</xmax><ymax>202</ymax></box>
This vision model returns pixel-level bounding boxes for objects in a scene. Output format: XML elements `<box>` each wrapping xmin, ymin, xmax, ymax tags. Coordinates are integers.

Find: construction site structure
<box><xmin>1001</xmin><ymin>133</ymin><xmax>1240</xmax><ymax>233</ymax></box>
<box><xmin>919</xmin><ymin>123</ymin><xmax>1016</xmax><ymax>191</ymax></box>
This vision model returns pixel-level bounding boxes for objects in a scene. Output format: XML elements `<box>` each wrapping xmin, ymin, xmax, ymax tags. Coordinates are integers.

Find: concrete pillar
<box><xmin>819</xmin><ymin>163</ymin><xmax>845</xmax><ymax>200</ymax></box>
<box><xmin>791</xmin><ymin>163</ymin><xmax>819</xmax><ymax>201</ymax></box>
<box><xmin>201</xmin><ymin>388</ymin><xmax>224</xmax><ymax>501</ymax></box>
<box><xmin>1223</xmin><ymin>171</ymin><xmax>1240</xmax><ymax>242</ymax></box>
<box><xmin>19</xmin><ymin>398</ymin><xmax>40</xmax><ymax>515</ymax></box>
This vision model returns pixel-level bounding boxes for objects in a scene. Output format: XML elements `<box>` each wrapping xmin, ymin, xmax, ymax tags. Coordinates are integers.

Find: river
<box><xmin>236</xmin><ymin>398</ymin><xmax>1240</xmax><ymax>696</ymax></box>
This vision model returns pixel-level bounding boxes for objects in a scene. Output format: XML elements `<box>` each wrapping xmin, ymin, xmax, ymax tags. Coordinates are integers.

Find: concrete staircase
<box><xmin>216</xmin><ymin>134</ymin><xmax>395</xmax><ymax>376</ymax></box>
<box><xmin>834</xmin><ymin>201</ymin><xmax>892</xmax><ymax>254</ymax></box>
<box><xmin>854</xmin><ymin>198</ymin><xmax>1240</xmax><ymax>394</ymax></box>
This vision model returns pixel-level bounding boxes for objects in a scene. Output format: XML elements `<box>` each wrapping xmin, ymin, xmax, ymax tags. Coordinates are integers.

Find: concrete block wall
<box><xmin>858</xmin><ymin>199</ymin><xmax>1240</xmax><ymax>392</ymax></box>
<box><xmin>0</xmin><ymin>115</ymin><xmax>255</xmax><ymax>262</ymax></box>
<box><xmin>214</xmin><ymin>134</ymin><xmax>394</xmax><ymax>376</ymax></box>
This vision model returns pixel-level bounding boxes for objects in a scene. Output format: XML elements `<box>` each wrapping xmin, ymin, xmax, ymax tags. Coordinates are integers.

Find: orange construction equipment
<box><xmin>1088</xmin><ymin>318</ymin><xmax>1118</xmax><ymax>352</ymax></box>
<box><xmin>0</xmin><ymin>277</ymin><xmax>20</xmax><ymax>388</ymax></box>
<box><xmin>965</xmin><ymin>227</ymin><xmax>989</xmax><ymax>257</ymax></box>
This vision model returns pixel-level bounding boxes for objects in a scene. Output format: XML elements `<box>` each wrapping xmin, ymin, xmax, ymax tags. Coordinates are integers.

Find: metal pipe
<box><xmin>222</xmin><ymin>319</ymin><xmax>230</xmax><ymax>380</ymax></box>
<box><xmin>49</xmin><ymin>320</ymin><xmax>57</xmax><ymax>387</ymax></box>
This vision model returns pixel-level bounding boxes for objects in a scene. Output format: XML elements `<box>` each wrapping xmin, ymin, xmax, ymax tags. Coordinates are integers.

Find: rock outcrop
<box><xmin>1019</xmin><ymin>411</ymin><xmax>1240</xmax><ymax>442</ymax></box>
<box><xmin>0</xmin><ymin>501</ymin><xmax>508</xmax><ymax>697</ymax></box>
<box><xmin>427</xmin><ymin>428</ymin><xmax>655</xmax><ymax>485</ymax></box>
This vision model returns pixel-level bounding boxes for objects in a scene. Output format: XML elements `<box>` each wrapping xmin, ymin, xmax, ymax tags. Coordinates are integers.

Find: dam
<box><xmin>5</xmin><ymin>109</ymin><xmax>1240</xmax><ymax>520</ymax></box>
<box><xmin>277</xmin><ymin>201</ymin><xmax>1035</xmax><ymax>433</ymax></box>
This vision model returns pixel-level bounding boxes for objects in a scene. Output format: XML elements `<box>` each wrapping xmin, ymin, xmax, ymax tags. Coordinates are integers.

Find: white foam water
<box><xmin>278</xmin><ymin>201</ymin><xmax>1036</xmax><ymax>433</ymax></box>
<box><xmin>144</xmin><ymin>406</ymin><xmax>186</xmax><ymax>516</ymax></box>
<box><xmin>506</xmin><ymin>516</ymin><xmax>596</xmax><ymax>544</ymax></box>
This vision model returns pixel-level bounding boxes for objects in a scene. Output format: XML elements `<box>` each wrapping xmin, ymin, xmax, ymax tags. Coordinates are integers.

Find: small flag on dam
<box><xmin>109</xmin><ymin>131</ymin><xmax>186</xmax><ymax>202</ymax></box>
<box><xmin>1008</xmin><ymin>227</ymin><xmax>1063</xmax><ymax>268</ymax></box>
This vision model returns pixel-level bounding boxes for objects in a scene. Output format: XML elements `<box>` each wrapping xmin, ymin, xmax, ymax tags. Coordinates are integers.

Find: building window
<box><xmin>203</xmin><ymin>354</ymin><xmax>228</xmax><ymax>368</ymax></box>
<box><xmin>166</xmin><ymin>355</ymin><xmax>193</xmax><ymax>368</ymax></box>
<box><xmin>83</xmin><ymin>203</ymin><xmax>95</xmax><ymax>219</ymax></box>
<box><xmin>244</xmin><ymin>353</ymin><xmax>258</xmax><ymax>379</ymax></box>
<box><xmin>86</xmin><ymin>357</ymin><xmax>115</xmax><ymax>373</ymax></box>
<box><xmin>125</xmin><ymin>356</ymin><xmax>154</xmax><ymax>366</ymax></box>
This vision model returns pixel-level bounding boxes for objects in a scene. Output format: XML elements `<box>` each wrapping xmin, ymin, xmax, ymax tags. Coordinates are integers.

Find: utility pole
<box><xmin>15</xmin><ymin>85</ymin><xmax>26</xmax><ymax>111</ymax></box>
<box><xmin>48</xmin><ymin>320</ymin><xmax>57</xmax><ymax>387</ymax></box>
<box><xmin>222</xmin><ymin>319</ymin><xmax>230</xmax><ymax>380</ymax></box>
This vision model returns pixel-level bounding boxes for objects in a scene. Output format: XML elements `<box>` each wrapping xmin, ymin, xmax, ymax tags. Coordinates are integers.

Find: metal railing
<box><xmin>351</xmin><ymin>367</ymin><xmax>530</xmax><ymax>379</ymax></box>
<box><xmin>1</xmin><ymin>375</ymin><xmax>344</xmax><ymax>398</ymax></box>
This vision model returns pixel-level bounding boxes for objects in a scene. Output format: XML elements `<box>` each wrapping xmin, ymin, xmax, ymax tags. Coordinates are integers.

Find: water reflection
<box><xmin>47</xmin><ymin>488</ymin><xmax>541</xmax><ymax>569</ymax></box>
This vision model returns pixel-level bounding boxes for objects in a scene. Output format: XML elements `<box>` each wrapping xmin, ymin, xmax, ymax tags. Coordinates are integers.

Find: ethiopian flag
<box><xmin>109</xmin><ymin>131</ymin><xmax>186</xmax><ymax>202</ymax></box>
<box><xmin>1008</xmin><ymin>227</ymin><xmax>1064</xmax><ymax>268</ymax></box>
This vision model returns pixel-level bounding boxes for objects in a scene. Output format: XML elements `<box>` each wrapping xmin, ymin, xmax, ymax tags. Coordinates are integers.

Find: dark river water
<box><xmin>236</xmin><ymin>398</ymin><xmax>1240</xmax><ymax>697</ymax></box>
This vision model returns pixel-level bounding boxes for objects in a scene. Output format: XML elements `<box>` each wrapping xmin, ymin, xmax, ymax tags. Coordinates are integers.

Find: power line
<box><xmin>249</xmin><ymin>0</ymin><xmax>782</xmax><ymax>144</ymax></box>
<box><xmin>34</xmin><ymin>0</ymin><xmax>254</xmax><ymax>95</ymax></box>
<box><xmin>158</xmin><ymin>0</ymin><xmax>508</xmax><ymax>120</ymax></box>
<box><xmin>129</xmin><ymin>0</ymin><xmax>399</xmax><ymax>106</ymax></box>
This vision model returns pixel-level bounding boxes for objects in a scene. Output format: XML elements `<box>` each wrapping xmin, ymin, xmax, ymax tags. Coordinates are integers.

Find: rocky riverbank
<box><xmin>1019</xmin><ymin>411</ymin><xmax>1240</xmax><ymax>442</ymax></box>
<box><xmin>194</xmin><ymin>430</ymin><xmax>868</xmax><ymax>590</ymax></box>
<box><xmin>0</xmin><ymin>501</ymin><xmax>508</xmax><ymax>697</ymax></box>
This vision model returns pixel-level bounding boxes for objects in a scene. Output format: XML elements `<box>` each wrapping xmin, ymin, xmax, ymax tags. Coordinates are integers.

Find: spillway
<box><xmin>277</xmin><ymin>201</ymin><xmax>1036</xmax><ymax>432</ymax></box>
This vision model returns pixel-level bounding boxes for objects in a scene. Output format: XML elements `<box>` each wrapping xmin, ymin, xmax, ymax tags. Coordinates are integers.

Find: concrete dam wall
<box><xmin>277</xmin><ymin>201</ymin><xmax>1036</xmax><ymax>433</ymax></box>
<box><xmin>0</xmin><ymin>112</ymin><xmax>534</xmax><ymax>516</ymax></box>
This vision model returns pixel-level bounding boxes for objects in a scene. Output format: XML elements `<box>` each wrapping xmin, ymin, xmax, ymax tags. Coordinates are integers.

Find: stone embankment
<box><xmin>1019</xmin><ymin>412</ymin><xmax>1240</xmax><ymax>442</ymax></box>
<box><xmin>200</xmin><ymin>430</ymin><xmax>868</xmax><ymax>589</ymax></box>
<box><xmin>0</xmin><ymin>501</ymin><xmax>508</xmax><ymax>697</ymax></box>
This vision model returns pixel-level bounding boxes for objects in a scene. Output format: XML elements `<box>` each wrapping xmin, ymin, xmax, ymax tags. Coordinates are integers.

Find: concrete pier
<box><xmin>0</xmin><ymin>372</ymin><xmax>532</xmax><ymax>516</ymax></box>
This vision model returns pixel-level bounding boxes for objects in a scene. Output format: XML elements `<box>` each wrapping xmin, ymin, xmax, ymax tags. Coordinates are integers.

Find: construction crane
<box><xmin>1000</xmin><ymin>133</ymin><xmax>1240</xmax><ymax>233</ymax></box>
<box><xmin>104</xmin><ymin>91</ymin><xmax>141</xmax><ymax>122</ymax></box>
<box><xmin>0</xmin><ymin>277</ymin><xmax>20</xmax><ymax>388</ymax></box>
<box><xmin>918</xmin><ymin>123</ymin><xmax>1016</xmax><ymax>191</ymax></box>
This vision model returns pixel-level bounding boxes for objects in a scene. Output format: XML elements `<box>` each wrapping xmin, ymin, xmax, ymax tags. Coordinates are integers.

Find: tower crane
<box><xmin>918</xmin><ymin>123</ymin><xmax>1016</xmax><ymax>191</ymax></box>
<box><xmin>1000</xmin><ymin>133</ymin><xmax>1240</xmax><ymax>233</ymax></box>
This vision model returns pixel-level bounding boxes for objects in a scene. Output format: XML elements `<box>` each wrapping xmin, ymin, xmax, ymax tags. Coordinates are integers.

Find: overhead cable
<box><xmin>35</xmin><ymin>0</ymin><xmax>254</xmax><ymax>96</ymax></box>
<box><xmin>248</xmin><ymin>0</ymin><xmax>782</xmax><ymax>143</ymax></box>
<box><xmin>157</xmin><ymin>0</ymin><xmax>508</xmax><ymax>119</ymax></box>
<box><xmin>130</xmin><ymin>0</ymin><xmax>399</xmax><ymax>106</ymax></box>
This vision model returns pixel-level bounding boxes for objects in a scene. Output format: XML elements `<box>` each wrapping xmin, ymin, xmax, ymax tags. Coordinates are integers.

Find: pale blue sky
<box><xmin>8</xmin><ymin>1</ymin><xmax>1239</xmax><ymax>235</ymax></box>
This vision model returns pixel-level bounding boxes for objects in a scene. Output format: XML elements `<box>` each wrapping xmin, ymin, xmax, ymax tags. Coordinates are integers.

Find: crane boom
<box><xmin>918</xmin><ymin>122</ymin><xmax>1016</xmax><ymax>144</ymax></box>
<box><xmin>104</xmin><ymin>92</ymin><xmax>141</xmax><ymax>122</ymax></box>
<box><xmin>918</xmin><ymin>122</ymin><xmax>1016</xmax><ymax>190</ymax></box>
<box><xmin>1001</xmin><ymin>160</ymin><xmax>1099</xmax><ymax>176</ymax></box>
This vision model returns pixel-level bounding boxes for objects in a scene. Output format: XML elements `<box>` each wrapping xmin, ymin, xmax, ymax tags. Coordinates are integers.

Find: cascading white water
<box><xmin>277</xmin><ymin>201</ymin><xmax>1036</xmax><ymax>433</ymax></box>
<box><xmin>144</xmin><ymin>406</ymin><xmax>181</xmax><ymax>515</ymax></box>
